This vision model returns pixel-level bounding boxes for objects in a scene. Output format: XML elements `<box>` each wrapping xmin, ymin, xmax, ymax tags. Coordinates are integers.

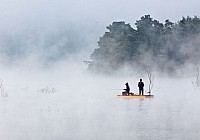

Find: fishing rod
<box><xmin>107</xmin><ymin>89</ymin><xmax>124</xmax><ymax>90</ymax></box>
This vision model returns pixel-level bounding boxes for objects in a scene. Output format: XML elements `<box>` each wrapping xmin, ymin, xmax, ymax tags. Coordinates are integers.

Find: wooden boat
<box><xmin>117</xmin><ymin>94</ymin><xmax>154</xmax><ymax>99</ymax></box>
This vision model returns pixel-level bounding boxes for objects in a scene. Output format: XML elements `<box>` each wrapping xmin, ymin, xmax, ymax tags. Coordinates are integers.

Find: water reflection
<box><xmin>1</xmin><ymin>78</ymin><xmax>200</xmax><ymax>140</ymax></box>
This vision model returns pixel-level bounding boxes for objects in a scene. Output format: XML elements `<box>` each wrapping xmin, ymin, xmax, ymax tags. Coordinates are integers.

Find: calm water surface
<box><xmin>0</xmin><ymin>78</ymin><xmax>200</xmax><ymax>140</ymax></box>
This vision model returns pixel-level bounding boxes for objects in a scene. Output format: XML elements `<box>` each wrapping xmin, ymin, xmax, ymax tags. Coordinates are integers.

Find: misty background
<box><xmin>1</xmin><ymin>0</ymin><xmax>200</xmax><ymax>68</ymax></box>
<box><xmin>1</xmin><ymin>0</ymin><xmax>200</xmax><ymax>140</ymax></box>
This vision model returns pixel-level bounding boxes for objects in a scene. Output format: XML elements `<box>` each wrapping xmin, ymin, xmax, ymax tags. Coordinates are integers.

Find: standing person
<box><xmin>138</xmin><ymin>79</ymin><xmax>144</xmax><ymax>95</ymax></box>
<box><xmin>122</xmin><ymin>82</ymin><xmax>130</xmax><ymax>95</ymax></box>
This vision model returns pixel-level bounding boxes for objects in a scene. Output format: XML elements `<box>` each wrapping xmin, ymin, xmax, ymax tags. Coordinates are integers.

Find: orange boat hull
<box><xmin>117</xmin><ymin>95</ymin><xmax>154</xmax><ymax>99</ymax></box>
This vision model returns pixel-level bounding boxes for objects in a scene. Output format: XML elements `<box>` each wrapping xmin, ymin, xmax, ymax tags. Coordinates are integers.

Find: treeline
<box><xmin>87</xmin><ymin>15</ymin><xmax>200</xmax><ymax>74</ymax></box>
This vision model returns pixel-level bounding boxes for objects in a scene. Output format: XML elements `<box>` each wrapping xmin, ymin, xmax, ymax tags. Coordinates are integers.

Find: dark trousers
<box><xmin>122</xmin><ymin>92</ymin><xmax>128</xmax><ymax>96</ymax></box>
<box><xmin>139</xmin><ymin>88</ymin><xmax>144</xmax><ymax>95</ymax></box>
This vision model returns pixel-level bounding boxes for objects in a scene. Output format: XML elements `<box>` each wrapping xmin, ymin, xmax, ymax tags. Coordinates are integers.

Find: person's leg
<box><xmin>142</xmin><ymin>89</ymin><xmax>144</xmax><ymax>95</ymax></box>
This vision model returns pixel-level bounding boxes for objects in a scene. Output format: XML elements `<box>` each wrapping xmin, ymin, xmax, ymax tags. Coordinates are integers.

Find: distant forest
<box><xmin>87</xmin><ymin>15</ymin><xmax>200</xmax><ymax>75</ymax></box>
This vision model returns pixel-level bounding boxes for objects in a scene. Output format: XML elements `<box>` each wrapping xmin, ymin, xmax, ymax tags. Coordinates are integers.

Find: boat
<box><xmin>117</xmin><ymin>94</ymin><xmax>154</xmax><ymax>99</ymax></box>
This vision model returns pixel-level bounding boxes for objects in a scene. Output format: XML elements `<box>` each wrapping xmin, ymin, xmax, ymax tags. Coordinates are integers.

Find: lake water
<box><xmin>0</xmin><ymin>72</ymin><xmax>200</xmax><ymax>140</ymax></box>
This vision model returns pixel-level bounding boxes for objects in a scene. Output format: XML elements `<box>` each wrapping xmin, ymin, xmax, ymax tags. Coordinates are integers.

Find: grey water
<box><xmin>0</xmin><ymin>71</ymin><xmax>200</xmax><ymax>140</ymax></box>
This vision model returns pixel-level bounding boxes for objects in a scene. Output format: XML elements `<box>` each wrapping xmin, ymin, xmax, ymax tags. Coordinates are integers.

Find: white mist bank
<box><xmin>1</xmin><ymin>0</ymin><xmax>200</xmax><ymax>138</ymax></box>
<box><xmin>0</xmin><ymin>66</ymin><xmax>200</xmax><ymax>140</ymax></box>
<box><xmin>0</xmin><ymin>62</ymin><xmax>198</xmax><ymax>95</ymax></box>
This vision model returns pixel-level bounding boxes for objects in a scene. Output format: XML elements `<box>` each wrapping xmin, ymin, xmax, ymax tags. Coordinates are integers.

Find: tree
<box><xmin>164</xmin><ymin>19</ymin><xmax>174</xmax><ymax>34</ymax></box>
<box><xmin>135</xmin><ymin>15</ymin><xmax>164</xmax><ymax>47</ymax></box>
<box><xmin>89</xmin><ymin>21</ymin><xmax>137</xmax><ymax>72</ymax></box>
<box><xmin>88</xmin><ymin>15</ymin><xmax>200</xmax><ymax>75</ymax></box>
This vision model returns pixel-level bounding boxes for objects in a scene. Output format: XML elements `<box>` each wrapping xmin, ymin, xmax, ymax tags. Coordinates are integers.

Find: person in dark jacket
<box><xmin>138</xmin><ymin>79</ymin><xmax>144</xmax><ymax>95</ymax></box>
<box><xmin>122</xmin><ymin>82</ymin><xmax>130</xmax><ymax>95</ymax></box>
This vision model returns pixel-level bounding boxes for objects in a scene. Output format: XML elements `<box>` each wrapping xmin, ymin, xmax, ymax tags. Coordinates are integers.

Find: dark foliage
<box><xmin>88</xmin><ymin>15</ymin><xmax>200</xmax><ymax>74</ymax></box>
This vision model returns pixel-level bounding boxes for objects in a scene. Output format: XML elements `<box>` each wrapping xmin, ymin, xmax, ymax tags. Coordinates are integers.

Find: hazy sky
<box><xmin>1</xmin><ymin>0</ymin><xmax>200</xmax><ymax>27</ymax></box>
<box><xmin>0</xmin><ymin>0</ymin><xmax>200</xmax><ymax>66</ymax></box>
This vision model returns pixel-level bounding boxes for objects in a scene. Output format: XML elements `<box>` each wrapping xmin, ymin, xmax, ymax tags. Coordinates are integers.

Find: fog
<box><xmin>1</xmin><ymin>0</ymin><xmax>200</xmax><ymax>66</ymax></box>
<box><xmin>1</xmin><ymin>0</ymin><xmax>200</xmax><ymax>139</ymax></box>
<box><xmin>1</xmin><ymin>69</ymin><xmax>200</xmax><ymax>139</ymax></box>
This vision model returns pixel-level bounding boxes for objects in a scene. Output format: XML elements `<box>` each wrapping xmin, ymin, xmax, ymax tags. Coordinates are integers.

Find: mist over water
<box><xmin>1</xmin><ymin>65</ymin><xmax>200</xmax><ymax>140</ymax></box>
<box><xmin>1</xmin><ymin>0</ymin><xmax>200</xmax><ymax>139</ymax></box>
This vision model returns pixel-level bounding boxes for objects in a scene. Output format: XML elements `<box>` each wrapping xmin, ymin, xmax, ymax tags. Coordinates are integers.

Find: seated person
<box><xmin>122</xmin><ymin>82</ymin><xmax>132</xmax><ymax>96</ymax></box>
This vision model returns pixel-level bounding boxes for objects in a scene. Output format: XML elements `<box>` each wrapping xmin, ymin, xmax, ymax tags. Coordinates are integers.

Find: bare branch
<box><xmin>145</xmin><ymin>67</ymin><xmax>155</xmax><ymax>94</ymax></box>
